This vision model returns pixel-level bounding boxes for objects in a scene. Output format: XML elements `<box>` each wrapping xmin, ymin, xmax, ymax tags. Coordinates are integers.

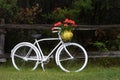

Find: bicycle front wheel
<box><xmin>11</xmin><ymin>42</ymin><xmax>40</xmax><ymax>71</ymax></box>
<box><xmin>57</xmin><ymin>43</ymin><xmax>88</xmax><ymax>72</ymax></box>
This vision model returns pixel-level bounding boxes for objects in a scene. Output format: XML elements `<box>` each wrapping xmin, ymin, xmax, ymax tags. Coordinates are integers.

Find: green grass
<box><xmin>0</xmin><ymin>59</ymin><xmax>120</xmax><ymax>80</ymax></box>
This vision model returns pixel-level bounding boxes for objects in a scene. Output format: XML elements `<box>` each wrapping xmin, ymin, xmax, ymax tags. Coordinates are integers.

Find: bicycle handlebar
<box><xmin>52</xmin><ymin>27</ymin><xmax>61</xmax><ymax>33</ymax></box>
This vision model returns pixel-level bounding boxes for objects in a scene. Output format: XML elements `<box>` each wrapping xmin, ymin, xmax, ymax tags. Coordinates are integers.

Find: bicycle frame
<box><xmin>33</xmin><ymin>37</ymin><xmax>63</xmax><ymax>62</ymax></box>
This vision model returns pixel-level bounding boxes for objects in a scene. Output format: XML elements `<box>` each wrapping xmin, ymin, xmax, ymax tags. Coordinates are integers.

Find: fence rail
<box><xmin>0</xmin><ymin>24</ymin><xmax>120</xmax><ymax>30</ymax></box>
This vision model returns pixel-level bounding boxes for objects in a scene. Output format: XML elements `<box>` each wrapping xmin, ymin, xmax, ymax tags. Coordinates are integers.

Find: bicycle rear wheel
<box><xmin>11</xmin><ymin>42</ymin><xmax>40</xmax><ymax>71</ymax></box>
<box><xmin>57</xmin><ymin>43</ymin><xmax>88</xmax><ymax>72</ymax></box>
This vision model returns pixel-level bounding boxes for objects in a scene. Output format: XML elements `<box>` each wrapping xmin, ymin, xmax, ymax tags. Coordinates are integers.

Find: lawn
<box><xmin>0</xmin><ymin>58</ymin><xmax>120</xmax><ymax>80</ymax></box>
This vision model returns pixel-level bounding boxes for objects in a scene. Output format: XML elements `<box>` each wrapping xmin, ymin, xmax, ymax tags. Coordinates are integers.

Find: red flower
<box><xmin>64</xmin><ymin>24</ymin><xmax>68</xmax><ymax>27</ymax></box>
<box><xmin>64</xmin><ymin>18</ymin><xmax>75</xmax><ymax>25</ymax></box>
<box><xmin>52</xmin><ymin>18</ymin><xmax>77</xmax><ymax>32</ymax></box>
<box><xmin>69</xmin><ymin>20</ymin><xmax>75</xmax><ymax>25</ymax></box>
<box><xmin>64</xmin><ymin>18</ymin><xmax>69</xmax><ymax>23</ymax></box>
<box><xmin>53</xmin><ymin>21</ymin><xmax>62</xmax><ymax>27</ymax></box>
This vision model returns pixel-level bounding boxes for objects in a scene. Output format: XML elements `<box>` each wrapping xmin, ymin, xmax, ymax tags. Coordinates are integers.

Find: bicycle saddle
<box><xmin>31</xmin><ymin>34</ymin><xmax>42</xmax><ymax>39</ymax></box>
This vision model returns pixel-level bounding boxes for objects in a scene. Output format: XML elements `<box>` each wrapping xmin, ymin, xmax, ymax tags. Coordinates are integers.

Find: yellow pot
<box><xmin>61</xmin><ymin>31</ymin><xmax>73</xmax><ymax>41</ymax></box>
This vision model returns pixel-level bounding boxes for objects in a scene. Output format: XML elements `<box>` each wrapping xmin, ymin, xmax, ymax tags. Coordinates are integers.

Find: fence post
<box><xmin>0</xmin><ymin>18</ymin><xmax>6</xmax><ymax>62</ymax></box>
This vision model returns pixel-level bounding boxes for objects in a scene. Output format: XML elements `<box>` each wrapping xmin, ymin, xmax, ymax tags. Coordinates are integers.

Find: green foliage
<box><xmin>92</xmin><ymin>41</ymin><xmax>109</xmax><ymax>52</ymax></box>
<box><xmin>15</xmin><ymin>3</ymin><xmax>42</xmax><ymax>24</ymax></box>
<box><xmin>91</xmin><ymin>0</ymin><xmax>120</xmax><ymax>24</ymax></box>
<box><xmin>0</xmin><ymin>0</ymin><xmax>17</xmax><ymax>11</ymax></box>
<box><xmin>43</xmin><ymin>0</ymin><xmax>92</xmax><ymax>23</ymax></box>
<box><xmin>73</xmin><ymin>0</ymin><xmax>93</xmax><ymax>10</ymax></box>
<box><xmin>42</xmin><ymin>8</ymin><xmax>79</xmax><ymax>23</ymax></box>
<box><xmin>112</xmin><ymin>33</ymin><xmax>120</xmax><ymax>50</ymax></box>
<box><xmin>0</xmin><ymin>0</ymin><xmax>18</xmax><ymax>23</ymax></box>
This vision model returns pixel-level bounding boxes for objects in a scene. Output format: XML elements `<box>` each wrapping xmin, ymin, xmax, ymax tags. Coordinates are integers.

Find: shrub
<box><xmin>0</xmin><ymin>0</ymin><xmax>18</xmax><ymax>23</ymax></box>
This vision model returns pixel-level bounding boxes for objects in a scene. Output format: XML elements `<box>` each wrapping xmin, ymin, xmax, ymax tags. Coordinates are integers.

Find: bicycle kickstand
<box><xmin>41</xmin><ymin>63</ymin><xmax>45</xmax><ymax>71</ymax></box>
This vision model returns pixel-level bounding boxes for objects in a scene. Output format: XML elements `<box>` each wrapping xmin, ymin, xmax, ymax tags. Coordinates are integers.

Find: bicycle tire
<box><xmin>56</xmin><ymin>43</ymin><xmax>88</xmax><ymax>72</ymax></box>
<box><xmin>11</xmin><ymin>42</ymin><xmax>40</xmax><ymax>71</ymax></box>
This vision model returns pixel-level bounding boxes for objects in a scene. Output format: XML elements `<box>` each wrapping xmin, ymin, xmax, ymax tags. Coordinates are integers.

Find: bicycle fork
<box><xmin>64</xmin><ymin>46</ymin><xmax>74</xmax><ymax>59</ymax></box>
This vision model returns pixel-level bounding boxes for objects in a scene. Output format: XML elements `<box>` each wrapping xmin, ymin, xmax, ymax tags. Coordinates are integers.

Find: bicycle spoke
<box><xmin>14</xmin><ymin>54</ymin><xmax>25</xmax><ymax>59</ymax></box>
<box><xmin>59</xmin><ymin>57</ymin><xmax>73</xmax><ymax>61</ymax></box>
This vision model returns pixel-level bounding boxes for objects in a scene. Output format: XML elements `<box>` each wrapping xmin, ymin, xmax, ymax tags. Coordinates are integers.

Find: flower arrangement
<box><xmin>52</xmin><ymin>18</ymin><xmax>77</xmax><ymax>41</ymax></box>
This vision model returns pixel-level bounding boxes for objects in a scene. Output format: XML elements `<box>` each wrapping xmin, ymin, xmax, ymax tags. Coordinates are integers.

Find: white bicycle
<box><xmin>11</xmin><ymin>27</ymin><xmax>88</xmax><ymax>72</ymax></box>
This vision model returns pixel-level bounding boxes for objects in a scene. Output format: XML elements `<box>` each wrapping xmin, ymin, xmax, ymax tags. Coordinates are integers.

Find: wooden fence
<box><xmin>0</xmin><ymin>23</ymin><xmax>120</xmax><ymax>62</ymax></box>
<box><xmin>0</xmin><ymin>24</ymin><xmax>120</xmax><ymax>30</ymax></box>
